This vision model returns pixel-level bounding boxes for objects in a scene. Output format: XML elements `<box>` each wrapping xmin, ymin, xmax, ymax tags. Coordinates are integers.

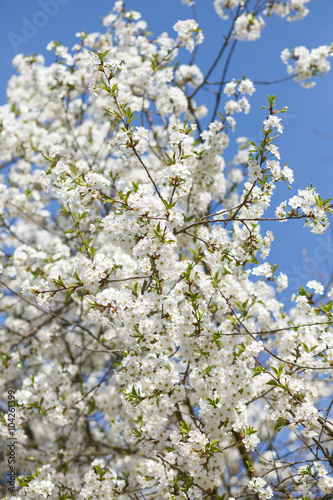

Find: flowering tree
<box><xmin>1</xmin><ymin>0</ymin><xmax>333</xmax><ymax>498</ymax></box>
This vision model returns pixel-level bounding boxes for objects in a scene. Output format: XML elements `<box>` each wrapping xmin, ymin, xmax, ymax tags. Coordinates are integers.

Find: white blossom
<box><xmin>0</xmin><ymin>2</ymin><xmax>332</xmax><ymax>499</ymax></box>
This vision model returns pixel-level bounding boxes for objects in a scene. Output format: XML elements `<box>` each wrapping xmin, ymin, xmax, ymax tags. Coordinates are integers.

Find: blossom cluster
<box><xmin>281</xmin><ymin>44</ymin><xmax>333</xmax><ymax>87</ymax></box>
<box><xmin>0</xmin><ymin>1</ymin><xmax>333</xmax><ymax>499</ymax></box>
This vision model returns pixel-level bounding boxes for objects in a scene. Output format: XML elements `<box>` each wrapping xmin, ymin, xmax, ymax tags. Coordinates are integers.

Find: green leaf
<box><xmin>245</xmin><ymin>460</ymin><xmax>253</xmax><ymax>472</ymax></box>
<box><xmin>274</xmin><ymin>417</ymin><xmax>287</xmax><ymax>432</ymax></box>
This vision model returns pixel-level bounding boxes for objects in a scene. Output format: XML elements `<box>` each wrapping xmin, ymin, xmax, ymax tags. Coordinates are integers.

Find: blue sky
<box><xmin>1</xmin><ymin>0</ymin><xmax>333</xmax><ymax>297</ymax></box>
